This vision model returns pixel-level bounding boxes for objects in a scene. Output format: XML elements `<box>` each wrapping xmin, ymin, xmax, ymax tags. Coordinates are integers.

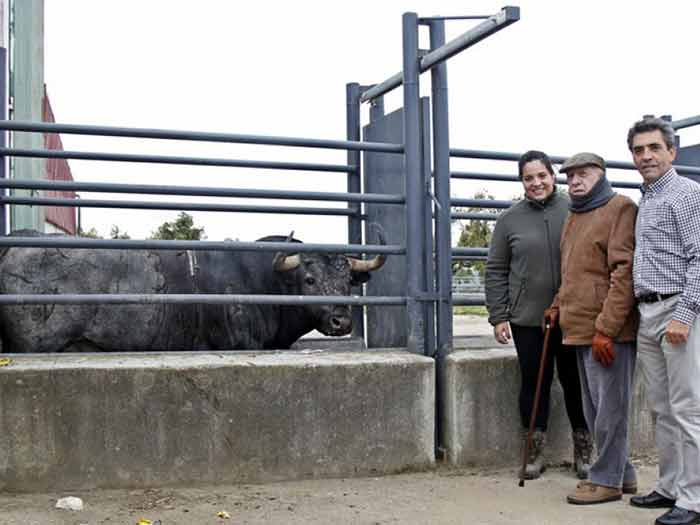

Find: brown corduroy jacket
<box><xmin>551</xmin><ymin>194</ymin><xmax>638</xmax><ymax>345</ymax></box>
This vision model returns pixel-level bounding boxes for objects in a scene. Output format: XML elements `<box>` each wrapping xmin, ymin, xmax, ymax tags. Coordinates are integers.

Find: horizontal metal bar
<box><xmin>0</xmin><ymin>236</ymin><xmax>405</xmax><ymax>255</ymax></box>
<box><xmin>0</xmin><ymin>196</ymin><xmax>358</xmax><ymax>217</ymax></box>
<box><xmin>0</xmin><ymin>178</ymin><xmax>405</xmax><ymax>204</ymax></box>
<box><xmin>451</xmin><ymin>212</ymin><xmax>501</xmax><ymax>221</ymax></box>
<box><xmin>451</xmin><ymin>255</ymin><xmax>488</xmax><ymax>261</ymax></box>
<box><xmin>452</xmin><ymin>247</ymin><xmax>489</xmax><ymax>256</ymax></box>
<box><xmin>449</xmin><ymin>148</ymin><xmax>700</xmax><ymax>176</ymax></box>
<box><xmin>0</xmin><ymin>294</ymin><xmax>407</xmax><ymax>306</ymax></box>
<box><xmin>452</xmin><ymin>293</ymin><xmax>486</xmax><ymax>306</ymax></box>
<box><xmin>0</xmin><ymin>120</ymin><xmax>404</xmax><ymax>154</ymax></box>
<box><xmin>450</xmin><ymin>171</ymin><xmax>642</xmax><ymax>189</ymax></box>
<box><xmin>0</xmin><ymin>147</ymin><xmax>355</xmax><ymax>173</ymax></box>
<box><xmin>361</xmin><ymin>6</ymin><xmax>519</xmax><ymax>103</ymax></box>
<box><xmin>420</xmin><ymin>6</ymin><xmax>519</xmax><ymax>71</ymax></box>
<box><xmin>451</xmin><ymin>198</ymin><xmax>513</xmax><ymax>209</ymax></box>
<box><xmin>418</xmin><ymin>15</ymin><xmax>491</xmax><ymax>22</ymax></box>
<box><xmin>672</xmin><ymin>115</ymin><xmax>700</xmax><ymax>130</ymax></box>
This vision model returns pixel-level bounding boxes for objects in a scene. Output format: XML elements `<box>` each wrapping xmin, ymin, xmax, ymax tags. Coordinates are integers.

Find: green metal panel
<box><xmin>10</xmin><ymin>0</ymin><xmax>44</xmax><ymax>232</ymax></box>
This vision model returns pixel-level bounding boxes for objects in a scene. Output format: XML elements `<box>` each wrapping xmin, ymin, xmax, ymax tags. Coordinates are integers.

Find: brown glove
<box><xmin>543</xmin><ymin>306</ymin><xmax>559</xmax><ymax>329</ymax></box>
<box><xmin>592</xmin><ymin>331</ymin><xmax>615</xmax><ymax>367</ymax></box>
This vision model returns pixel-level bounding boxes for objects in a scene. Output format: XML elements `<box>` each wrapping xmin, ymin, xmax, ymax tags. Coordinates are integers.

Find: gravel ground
<box><xmin>0</xmin><ymin>462</ymin><xmax>662</xmax><ymax>525</ymax></box>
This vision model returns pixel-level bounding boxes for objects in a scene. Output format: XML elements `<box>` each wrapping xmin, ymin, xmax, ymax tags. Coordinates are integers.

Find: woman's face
<box><xmin>521</xmin><ymin>160</ymin><xmax>555</xmax><ymax>201</ymax></box>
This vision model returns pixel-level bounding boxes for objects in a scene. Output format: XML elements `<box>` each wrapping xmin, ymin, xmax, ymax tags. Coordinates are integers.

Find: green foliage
<box><xmin>453</xmin><ymin>305</ymin><xmax>488</xmax><ymax>316</ymax></box>
<box><xmin>453</xmin><ymin>190</ymin><xmax>494</xmax><ymax>278</ymax></box>
<box><xmin>78</xmin><ymin>227</ymin><xmax>102</xmax><ymax>239</ymax></box>
<box><xmin>109</xmin><ymin>225</ymin><xmax>130</xmax><ymax>239</ymax></box>
<box><xmin>150</xmin><ymin>212</ymin><xmax>205</xmax><ymax>241</ymax></box>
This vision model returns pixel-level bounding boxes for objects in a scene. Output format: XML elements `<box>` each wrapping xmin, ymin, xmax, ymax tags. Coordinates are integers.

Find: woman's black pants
<box><xmin>510</xmin><ymin>323</ymin><xmax>588</xmax><ymax>432</ymax></box>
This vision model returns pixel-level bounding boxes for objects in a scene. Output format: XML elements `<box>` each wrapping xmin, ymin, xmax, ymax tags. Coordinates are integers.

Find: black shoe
<box><xmin>630</xmin><ymin>490</ymin><xmax>676</xmax><ymax>509</ymax></box>
<box><xmin>655</xmin><ymin>506</ymin><xmax>700</xmax><ymax>525</ymax></box>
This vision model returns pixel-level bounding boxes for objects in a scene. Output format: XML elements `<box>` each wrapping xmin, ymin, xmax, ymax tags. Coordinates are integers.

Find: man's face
<box><xmin>631</xmin><ymin>130</ymin><xmax>676</xmax><ymax>184</ymax></box>
<box><xmin>521</xmin><ymin>160</ymin><xmax>555</xmax><ymax>201</ymax></box>
<box><xmin>566</xmin><ymin>166</ymin><xmax>603</xmax><ymax>198</ymax></box>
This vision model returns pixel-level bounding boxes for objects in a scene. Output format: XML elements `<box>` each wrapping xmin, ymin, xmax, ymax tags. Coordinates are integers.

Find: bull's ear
<box><xmin>350</xmin><ymin>271</ymin><xmax>371</xmax><ymax>286</ymax></box>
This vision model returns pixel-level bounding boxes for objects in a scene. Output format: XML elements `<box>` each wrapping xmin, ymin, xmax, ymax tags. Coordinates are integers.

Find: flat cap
<box><xmin>559</xmin><ymin>152</ymin><xmax>606</xmax><ymax>173</ymax></box>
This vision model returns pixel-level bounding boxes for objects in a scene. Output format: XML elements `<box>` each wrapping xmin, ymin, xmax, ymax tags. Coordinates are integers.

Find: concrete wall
<box><xmin>0</xmin><ymin>351</ymin><xmax>434</xmax><ymax>492</ymax></box>
<box><xmin>442</xmin><ymin>348</ymin><xmax>655</xmax><ymax>468</ymax></box>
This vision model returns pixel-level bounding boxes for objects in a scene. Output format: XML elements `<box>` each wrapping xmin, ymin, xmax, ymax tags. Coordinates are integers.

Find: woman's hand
<box><xmin>493</xmin><ymin>321</ymin><xmax>512</xmax><ymax>344</ymax></box>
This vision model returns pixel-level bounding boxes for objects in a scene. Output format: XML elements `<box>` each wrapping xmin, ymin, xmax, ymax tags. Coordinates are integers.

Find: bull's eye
<box><xmin>305</xmin><ymin>276</ymin><xmax>316</xmax><ymax>286</ymax></box>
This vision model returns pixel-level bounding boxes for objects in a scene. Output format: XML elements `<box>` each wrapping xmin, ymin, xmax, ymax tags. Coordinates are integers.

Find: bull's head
<box><xmin>272</xmin><ymin>225</ymin><xmax>386</xmax><ymax>336</ymax></box>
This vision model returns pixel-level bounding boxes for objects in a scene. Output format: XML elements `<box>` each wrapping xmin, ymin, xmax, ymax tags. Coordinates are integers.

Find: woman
<box><xmin>485</xmin><ymin>150</ymin><xmax>591</xmax><ymax>480</ymax></box>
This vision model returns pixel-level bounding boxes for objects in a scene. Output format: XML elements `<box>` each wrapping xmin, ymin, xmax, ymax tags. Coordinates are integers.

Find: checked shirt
<box><xmin>634</xmin><ymin>168</ymin><xmax>700</xmax><ymax>325</ymax></box>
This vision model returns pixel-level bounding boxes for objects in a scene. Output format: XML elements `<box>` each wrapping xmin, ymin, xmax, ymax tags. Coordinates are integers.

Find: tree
<box><xmin>453</xmin><ymin>190</ymin><xmax>495</xmax><ymax>278</ymax></box>
<box><xmin>110</xmin><ymin>225</ymin><xmax>130</xmax><ymax>239</ymax></box>
<box><xmin>150</xmin><ymin>212</ymin><xmax>205</xmax><ymax>240</ymax></box>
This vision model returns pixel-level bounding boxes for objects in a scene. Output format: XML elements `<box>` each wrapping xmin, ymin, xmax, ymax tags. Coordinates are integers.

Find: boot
<box><xmin>573</xmin><ymin>428</ymin><xmax>593</xmax><ymax>480</ymax></box>
<box><xmin>520</xmin><ymin>429</ymin><xmax>546</xmax><ymax>480</ymax></box>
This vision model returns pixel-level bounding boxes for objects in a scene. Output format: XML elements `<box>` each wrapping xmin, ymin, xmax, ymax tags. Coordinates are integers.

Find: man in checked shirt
<box><xmin>628</xmin><ymin>116</ymin><xmax>700</xmax><ymax>525</ymax></box>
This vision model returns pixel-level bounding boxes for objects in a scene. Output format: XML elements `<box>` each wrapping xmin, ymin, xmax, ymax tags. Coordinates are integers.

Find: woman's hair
<box><xmin>518</xmin><ymin>150</ymin><xmax>554</xmax><ymax>179</ymax></box>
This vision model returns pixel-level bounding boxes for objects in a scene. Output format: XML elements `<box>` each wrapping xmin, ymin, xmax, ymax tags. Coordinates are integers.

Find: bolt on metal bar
<box><xmin>0</xmin><ymin>196</ymin><xmax>357</xmax><ymax>216</ymax></box>
<box><xmin>0</xmin><ymin>236</ymin><xmax>404</xmax><ymax>255</ymax></box>
<box><xmin>0</xmin><ymin>294</ymin><xmax>408</xmax><ymax>306</ymax></box>
<box><xmin>0</xmin><ymin>120</ymin><xmax>404</xmax><ymax>154</ymax></box>
<box><xmin>0</xmin><ymin>178</ymin><xmax>405</xmax><ymax>204</ymax></box>
<box><xmin>0</xmin><ymin>147</ymin><xmax>355</xmax><ymax>173</ymax></box>
<box><xmin>449</xmin><ymin>148</ymin><xmax>700</xmax><ymax>176</ymax></box>
<box><xmin>671</xmin><ymin>115</ymin><xmax>700</xmax><ymax>130</ymax></box>
<box><xmin>361</xmin><ymin>6</ymin><xmax>519</xmax><ymax>103</ymax></box>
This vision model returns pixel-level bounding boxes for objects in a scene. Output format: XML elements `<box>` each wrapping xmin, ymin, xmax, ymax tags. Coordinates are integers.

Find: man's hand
<box><xmin>543</xmin><ymin>306</ymin><xmax>559</xmax><ymax>329</ymax></box>
<box><xmin>493</xmin><ymin>321</ymin><xmax>511</xmax><ymax>344</ymax></box>
<box><xmin>665</xmin><ymin>319</ymin><xmax>690</xmax><ymax>345</ymax></box>
<box><xmin>592</xmin><ymin>331</ymin><xmax>615</xmax><ymax>367</ymax></box>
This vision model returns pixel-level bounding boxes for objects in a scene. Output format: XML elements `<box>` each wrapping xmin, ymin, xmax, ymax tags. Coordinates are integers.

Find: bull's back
<box><xmin>0</xmin><ymin>247</ymin><xmax>197</xmax><ymax>352</ymax></box>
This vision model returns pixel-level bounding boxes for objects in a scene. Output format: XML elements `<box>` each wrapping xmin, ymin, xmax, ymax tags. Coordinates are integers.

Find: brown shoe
<box><xmin>567</xmin><ymin>482</ymin><xmax>622</xmax><ymax>505</ymax></box>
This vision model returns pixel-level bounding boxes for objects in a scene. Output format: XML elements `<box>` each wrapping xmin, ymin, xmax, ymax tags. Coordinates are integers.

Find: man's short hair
<box><xmin>517</xmin><ymin>150</ymin><xmax>554</xmax><ymax>180</ymax></box>
<box><xmin>627</xmin><ymin>116</ymin><xmax>675</xmax><ymax>151</ymax></box>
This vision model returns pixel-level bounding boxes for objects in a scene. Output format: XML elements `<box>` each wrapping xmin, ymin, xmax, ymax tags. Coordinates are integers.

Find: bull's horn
<box><xmin>272</xmin><ymin>231</ymin><xmax>301</xmax><ymax>272</ymax></box>
<box><xmin>347</xmin><ymin>223</ymin><xmax>387</xmax><ymax>272</ymax></box>
<box><xmin>348</xmin><ymin>254</ymin><xmax>386</xmax><ymax>272</ymax></box>
<box><xmin>273</xmin><ymin>253</ymin><xmax>301</xmax><ymax>272</ymax></box>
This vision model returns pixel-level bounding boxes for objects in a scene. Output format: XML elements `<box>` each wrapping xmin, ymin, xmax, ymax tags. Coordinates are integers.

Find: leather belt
<box><xmin>637</xmin><ymin>292</ymin><xmax>679</xmax><ymax>304</ymax></box>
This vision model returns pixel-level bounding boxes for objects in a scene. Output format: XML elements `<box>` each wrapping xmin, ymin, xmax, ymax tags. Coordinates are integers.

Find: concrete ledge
<box><xmin>0</xmin><ymin>351</ymin><xmax>434</xmax><ymax>492</ymax></box>
<box><xmin>442</xmin><ymin>348</ymin><xmax>655</xmax><ymax>467</ymax></box>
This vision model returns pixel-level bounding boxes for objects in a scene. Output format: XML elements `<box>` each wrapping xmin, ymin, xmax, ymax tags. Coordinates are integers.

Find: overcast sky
<box><xmin>42</xmin><ymin>0</ymin><xmax>700</xmax><ymax>243</ymax></box>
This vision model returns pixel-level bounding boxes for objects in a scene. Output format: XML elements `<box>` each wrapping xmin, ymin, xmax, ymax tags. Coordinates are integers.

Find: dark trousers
<box><xmin>510</xmin><ymin>323</ymin><xmax>588</xmax><ymax>432</ymax></box>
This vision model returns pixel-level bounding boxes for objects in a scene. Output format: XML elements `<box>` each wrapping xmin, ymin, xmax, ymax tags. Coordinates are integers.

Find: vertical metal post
<box><xmin>346</xmin><ymin>82</ymin><xmax>364</xmax><ymax>339</ymax></box>
<box><xmin>0</xmin><ymin>45</ymin><xmax>6</xmax><ymax>235</ymax></box>
<box><xmin>429</xmin><ymin>20</ymin><xmax>453</xmax><ymax>357</ymax></box>
<box><xmin>428</xmin><ymin>18</ymin><xmax>452</xmax><ymax>458</ymax></box>
<box><xmin>421</xmin><ymin>97</ymin><xmax>436</xmax><ymax>359</ymax></box>
<box><xmin>402</xmin><ymin>12</ymin><xmax>426</xmax><ymax>355</ymax></box>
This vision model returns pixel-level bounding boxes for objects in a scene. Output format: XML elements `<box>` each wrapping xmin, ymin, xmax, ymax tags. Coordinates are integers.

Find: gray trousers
<box><xmin>638</xmin><ymin>296</ymin><xmax>700</xmax><ymax>512</ymax></box>
<box><xmin>575</xmin><ymin>343</ymin><xmax>637</xmax><ymax>489</ymax></box>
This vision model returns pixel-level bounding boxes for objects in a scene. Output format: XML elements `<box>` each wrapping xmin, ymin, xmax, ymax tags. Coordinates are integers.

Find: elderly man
<box><xmin>545</xmin><ymin>152</ymin><xmax>638</xmax><ymax>505</ymax></box>
<box><xmin>628</xmin><ymin>116</ymin><xmax>700</xmax><ymax>525</ymax></box>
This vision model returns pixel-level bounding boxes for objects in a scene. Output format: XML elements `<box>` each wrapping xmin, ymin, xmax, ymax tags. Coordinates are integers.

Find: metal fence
<box><xmin>0</xmin><ymin>7</ymin><xmax>521</xmax><ymax>361</ymax></box>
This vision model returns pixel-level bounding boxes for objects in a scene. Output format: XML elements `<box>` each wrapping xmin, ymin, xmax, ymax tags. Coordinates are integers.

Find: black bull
<box><xmin>0</xmin><ymin>232</ymin><xmax>386</xmax><ymax>352</ymax></box>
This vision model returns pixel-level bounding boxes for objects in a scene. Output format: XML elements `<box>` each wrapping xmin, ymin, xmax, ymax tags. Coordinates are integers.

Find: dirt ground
<box><xmin>0</xmin><ymin>461</ymin><xmax>663</xmax><ymax>525</ymax></box>
<box><xmin>3</xmin><ymin>315</ymin><xmax>659</xmax><ymax>525</ymax></box>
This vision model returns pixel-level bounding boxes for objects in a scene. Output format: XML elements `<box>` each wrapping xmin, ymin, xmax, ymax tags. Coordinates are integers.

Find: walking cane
<box><xmin>518</xmin><ymin>321</ymin><xmax>552</xmax><ymax>487</ymax></box>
